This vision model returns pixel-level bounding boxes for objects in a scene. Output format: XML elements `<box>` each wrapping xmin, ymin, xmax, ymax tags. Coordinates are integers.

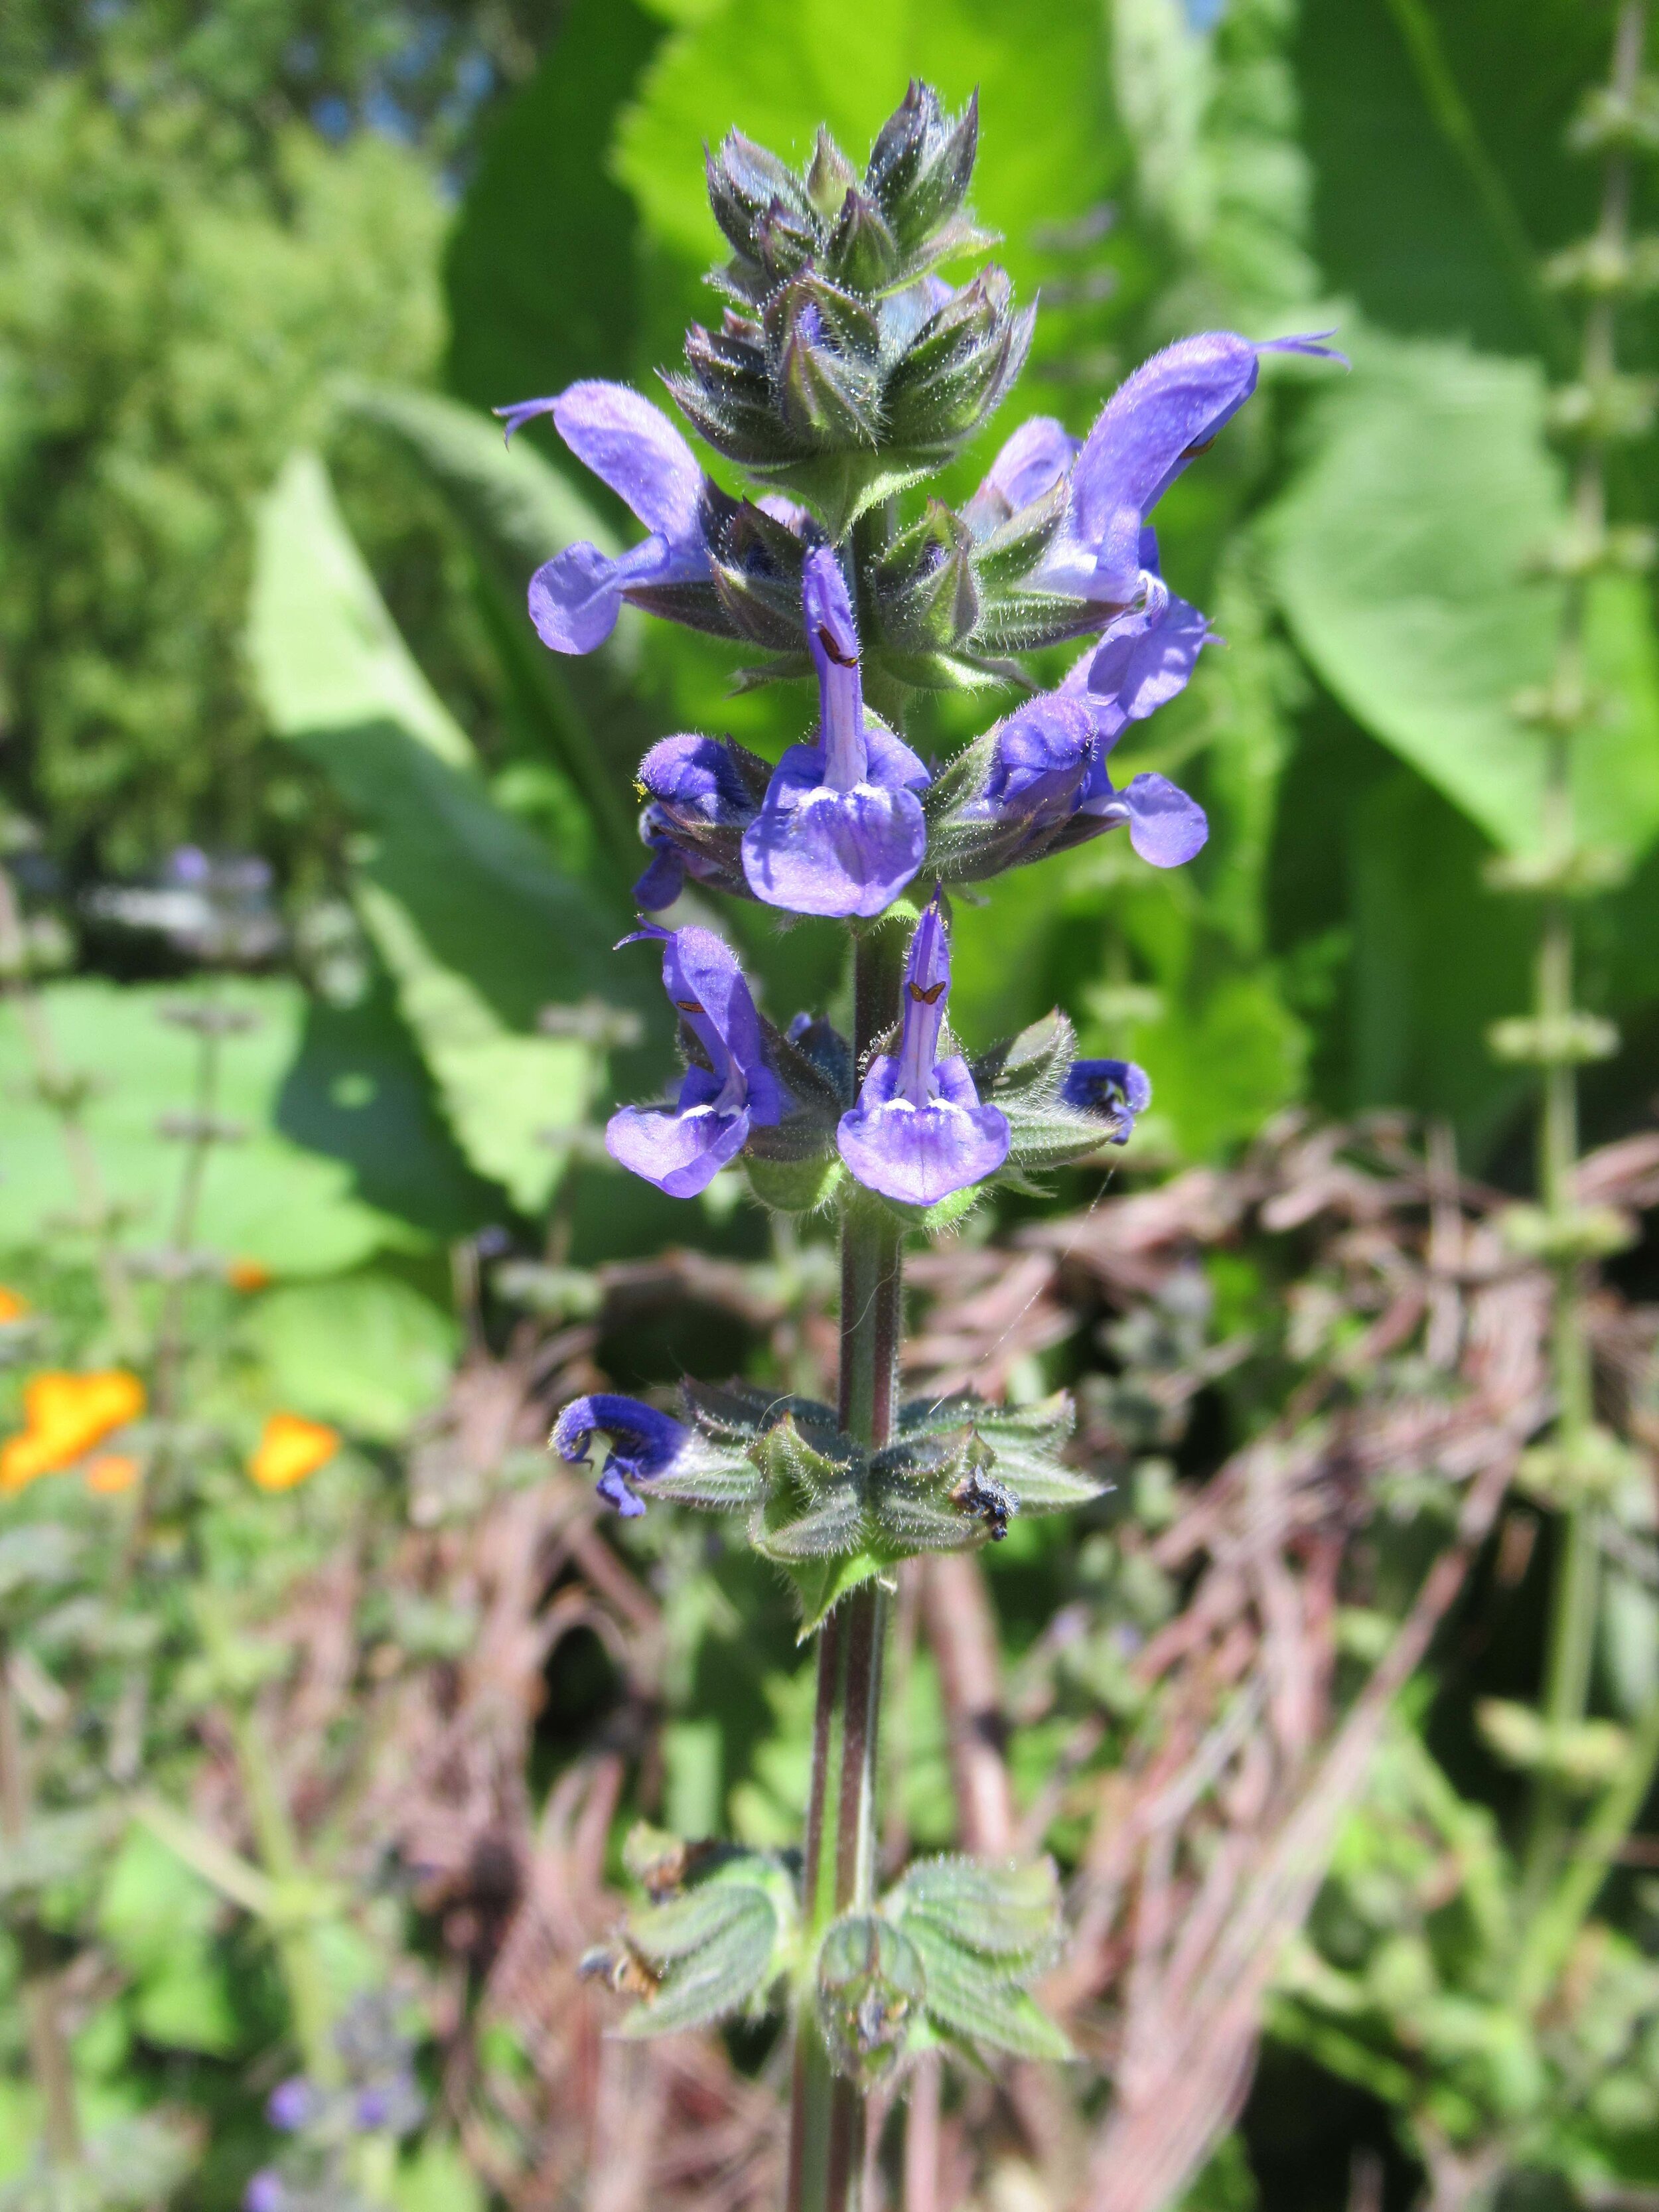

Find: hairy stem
<box><xmin>787</xmin><ymin>928</ymin><xmax>905</xmax><ymax>2212</ymax></box>
<box><xmin>1520</xmin><ymin>0</ymin><xmax>1647</xmax><ymax>1907</ymax></box>
<box><xmin>0</xmin><ymin>1638</ymin><xmax>83</xmax><ymax>2168</ymax></box>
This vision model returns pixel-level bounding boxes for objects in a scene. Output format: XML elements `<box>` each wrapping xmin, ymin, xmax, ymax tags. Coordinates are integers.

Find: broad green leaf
<box><xmin>0</xmin><ymin>980</ymin><xmax>405</xmax><ymax>1275</ymax></box>
<box><xmin>904</xmin><ymin>1920</ymin><xmax>1074</xmax><ymax>2063</ymax></box>
<box><xmin>895</xmin><ymin>1854</ymin><xmax>1062</xmax><ymax>1961</ymax></box>
<box><xmin>0</xmin><ymin>1526</ymin><xmax>81</xmax><ymax>1598</ymax></box>
<box><xmin>0</xmin><ymin>1808</ymin><xmax>112</xmax><ymax>1897</ymax></box>
<box><xmin>236</xmin><ymin>1274</ymin><xmax>457</xmax><ymax>1441</ymax></box>
<box><xmin>355</xmin><ymin>883</ymin><xmax>589</xmax><ymax>1214</ymax></box>
<box><xmin>98</xmin><ymin>1826</ymin><xmax>242</xmax><ymax>2058</ymax></box>
<box><xmin>341</xmin><ymin>382</ymin><xmax>657</xmax><ymax>864</ymax></box>
<box><xmin>1297</xmin><ymin>0</ymin><xmax>1603</xmax><ymax>362</ymax></box>
<box><xmin>445</xmin><ymin>0</ymin><xmax>664</xmax><ymax>425</ymax></box>
<box><xmin>1267</xmin><ymin>333</ymin><xmax>1659</xmax><ymax>865</ymax></box>
<box><xmin>250</xmin><ymin>452</ymin><xmax>648</xmax><ymax>1211</ymax></box>
<box><xmin>275</xmin><ymin>972</ymin><xmax>503</xmax><ymax>1242</ymax></box>
<box><xmin>619</xmin><ymin>1887</ymin><xmax>781</xmax><ymax>2036</ymax></box>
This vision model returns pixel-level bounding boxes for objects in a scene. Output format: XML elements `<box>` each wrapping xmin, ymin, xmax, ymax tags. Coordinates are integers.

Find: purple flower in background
<box><xmin>265</xmin><ymin>2079</ymin><xmax>315</xmax><ymax>2134</ymax></box>
<box><xmin>502</xmin><ymin>383</ymin><xmax>713</xmax><ymax>655</ymax></box>
<box><xmin>632</xmin><ymin>733</ymin><xmax>771</xmax><ymax>910</ymax></box>
<box><xmin>741</xmin><ymin>549</ymin><xmax>930</xmax><ymax>917</ymax></box>
<box><xmin>837</xmin><ymin>898</ymin><xmax>1009</xmax><ymax>1207</ymax></box>
<box><xmin>1039</xmin><ymin>331</ymin><xmax>1344</xmax><ymax>613</ymax></box>
<box><xmin>244</xmin><ymin>2174</ymin><xmax>287</xmax><ymax>2212</ymax></box>
<box><xmin>606</xmin><ymin>924</ymin><xmax>785</xmax><ymax>1197</ymax></box>
<box><xmin>963</xmin><ymin>414</ymin><xmax>1080</xmax><ymax>532</ymax></box>
<box><xmin>1061</xmin><ymin>1059</ymin><xmax>1151</xmax><ymax>1144</ymax></box>
<box><xmin>551</xmin><ymin>1392</ymin><xmax>696</xmax><ymax>1518</ymax></box>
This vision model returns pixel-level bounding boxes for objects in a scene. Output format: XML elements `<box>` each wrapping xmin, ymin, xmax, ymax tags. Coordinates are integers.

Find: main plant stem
<box><xmin>787</xmin><ymin>926</ymin><xmax>905</xmax><ymax>2212</ymax></box>
<box><xmin>0</xmin><ymin>1637</ymin><xmax>82</xmax><ymax>2170</ymax></box>
<box><xmin>1522</xmin><ymin>0</ymin><xmax>1646</xmax><ymax>1903</ymax></box>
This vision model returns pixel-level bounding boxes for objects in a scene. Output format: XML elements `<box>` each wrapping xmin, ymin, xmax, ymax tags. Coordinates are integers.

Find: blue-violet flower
<box><xmin>1061</xmin><ymin>1059</ymin><xmax>1152</xmax><ymax>1145</ymax></box>
<box><xmin>1037</xmin><ymin>331</ymin><xmax>1344</xmax><ymax>614</ymax></box>
<box><xmin>741</xmin><ymin>548</ymin><xmax>930</xmax><ymax>917</ymax></box>
<box><xmin>500</xmin><ymin>382</ymin><xmax>712</xmax><ymax>655</ymax></box>
<box><xmin>632</xmin><ymin>732</ymin><xmax>770</xmax><ymax>910</ymax></box>
<box><xmin>551</xmin><ymin>1393</ymin><xmax>696</xmax><ymax>1518</ymax></box>
<box><xmin>836</xmin><ymin>897</ymin><xmax>1009</xmax><ymax>1206</ymax></box>
<box><xmin>606</xmin><ymin>924</ymin><xmax>785</xmax><ymax>1197</ymax></box>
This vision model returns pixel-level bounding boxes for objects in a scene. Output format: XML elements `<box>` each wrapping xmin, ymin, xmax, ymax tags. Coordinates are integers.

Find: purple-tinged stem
<box><xmin>787</xmin><ymin>924</ymin><xmax>906</xmax><ymax>2212</ymax></box>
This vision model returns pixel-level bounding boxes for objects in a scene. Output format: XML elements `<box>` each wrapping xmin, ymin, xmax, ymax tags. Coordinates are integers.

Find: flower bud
<box><xmin>817</xmin><ymin>1914</ymin><xmax>926</xmax><ymax>2081</ymax></box>
<box><xmin>884</xmin><ymin>271</ymin><xmax>1035</xmax><ymax>455</ymax></box>
<box><xmin>867</xmin><ymin>82</ymin><xmax>979</xmax><ymax>252</ymax></box>
<box><xmin>872</xmin><ymin>500</ymin><xmax>980</xmax><ymax>653</ymax></box>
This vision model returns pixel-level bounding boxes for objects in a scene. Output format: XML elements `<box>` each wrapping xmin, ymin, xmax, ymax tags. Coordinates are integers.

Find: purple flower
<box><xmin>741</xmin><ymin>549</ymin><xmax>930</xmax><ymax>918</ymax></box>
<box><xmin>963</xmin><ymin>414</ymin><xmax>1080</xmax><ymax>532</ymax></box>
<box><xmin>632</xmin><ymin>733</ymin><xmax>771</xmax><ymax>911</ymax></box>
<box><xmin>265</xmin><ymin>2079</ymin><xmax>315</xmax><ymax>2134</ymax></box>
<box><xmin>605</xmin><ymin>924</ymin><xmax>785</xmax><ymax>1198</ymax></box>
<box><xmin>504</xmin><ymin>383</ymin><xmax>711</xmax><ymax>655</ymax></box>
<box><xmin>934</xmin><ymin>634</ymin><xmax>1208</xmax><ymax>877</ymax></box>
<box><xmin>1061</xmin><ymin>1059</ymin><xmax>1151</xmax><ymax>1144</ymax></box>
<box><xmin>1064</xmin><ymin>589</ymin><xmax>1211</xmax><ymax>747</ymax></box>
<box><xmin>1039</xmin><ymin>331</ymin><xmax>1344</xmax><ymax>613</ymax></box>
<box><xmin>836</xmin><ymin>898</ymin><xmax>1009</xmax><ymax>1207</ymax></box>
<box><xmin>551</xmin><ymin>1392</ymin><xmax>695</xmax><ymax>1518</ymax></box>
<box><xmin>244</xmin><ymin>2173</ymin><xmax>287</xmax><ymax>2212</ymax></box>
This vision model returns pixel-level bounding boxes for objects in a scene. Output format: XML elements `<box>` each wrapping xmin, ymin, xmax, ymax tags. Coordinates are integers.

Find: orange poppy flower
<box><xmin>0</xmin><ymin>1370</ymin><xmax>147</xmax><ymax>1492</ymax></box>
<box><xmin>249</xmin><ymin>1414</ymin><xmax>340</xmax><ymax>1492</ymax></box>
<box><xmin>226</xmin><ymin>1259</ymin><xmax>272</xmax><ymax>1293</ymax></box>
<box><xmin>0</xmin><ymin>1288</ymin><xmax>29</xmax><ymax>1325</ymax></box>
<box><xmin>84</xmin><ymin>1453</ymin><xmax>141</xmax><ymax>1495</ymax></box>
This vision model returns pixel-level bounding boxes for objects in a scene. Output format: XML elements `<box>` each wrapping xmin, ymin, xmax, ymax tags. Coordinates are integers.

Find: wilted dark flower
<box><xmin>551</xmin><ymin>1393</ymin><xmax>696</xmax><ymax>1518</ymax></box>
<box><xmin>837</xmin><ymin>896</ymin><xmax>1008</xmax><ymax>1205</ymax></box>
<box><xmin>1060</xmin><ymin>1058</ymin><xmax>1151</xmax><ymax>1143</ymax></box>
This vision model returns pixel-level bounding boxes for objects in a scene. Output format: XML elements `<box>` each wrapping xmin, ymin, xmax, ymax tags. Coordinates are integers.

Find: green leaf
<box><xmin>1267</xmin><ymin>331</ymin><xmax>1659</xmax><ymax>865</ymax></box>
<box><xmin>445</xmin><ymin>0</ymin><xmax>664</xmax><ymax>427</ymax></box>
<box><xmin>0</xmin><ymin>1526</ymin><xmax>81</xmax><ymax>1599</ymax></box>
<box><xmin>250</xmin><ymin>451</ymin><xmax>648</xmax><ymax>1211</ymax></box>
<box><xmin>893</xmin><ymin>1853</ymin><xmax>1063</xmax><ymax>1961</ymax></box>
<box><xmin>790</xmin><ymin>1550</ymin><xmax>893</xmax><ymax>1643</ymax></box>
<box><xmin>0</xmin><ymin>980</ymin><xmax>407</xmax><ymax>1274</ymax></box>
<box><xmin>236</xmin><ymin>1274</ymin><xmax>457</xmax><ymax>1441</ymax></box>
<box><xmin>354</xmin><ymin>883</ymin><xmax>591</xmax><ymax>1214</ymax></box>
<box><xmin>904</xmin><ymin>1920</ymin><xmax>1074</xmax><ymax>2063</ymax></box>
<box><xmin>750</xmin><ymin>1416</ymin><xmax>867</xmax><ymax>1561</ymax></box>
<box><xmin>618</xmin><ymin>1876</ymin><xmax>786</xmax><ymax>2036</ymax></box>
<box><xmin>340</xmin><ymin>381</ymin><xmax>656</xmax><ymax>865</ymax></box>
<box><xmin>99</xmin><ymin>1827</ymin><xmax>242</xmax><ymax>2058</ymax></box>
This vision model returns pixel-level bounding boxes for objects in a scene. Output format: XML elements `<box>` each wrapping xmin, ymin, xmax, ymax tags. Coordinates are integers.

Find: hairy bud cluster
<box><xmin>666</xmin><ymin>86</ymin><xmax>1031</xmax><ymax>540</ymax></box>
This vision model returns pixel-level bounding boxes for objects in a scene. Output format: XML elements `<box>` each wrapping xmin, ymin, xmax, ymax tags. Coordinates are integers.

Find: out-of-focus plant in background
<box><xmin>1</xmin><ymin>1</ymin><xmax>1658</xmax><ymax>2209</ymax></box>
